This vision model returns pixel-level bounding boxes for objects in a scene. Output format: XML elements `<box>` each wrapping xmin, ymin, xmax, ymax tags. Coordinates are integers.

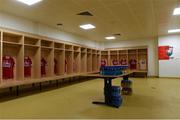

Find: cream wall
<box><xmin>103</xmin><ymin>38</ymin><xmax>159</xmax><ymax>76</ymax></box>
<box><xmin>0</xmin><ymin>11</ymin><xmax>103</xmax><ymax>49</ymax></box>
<box><xmin>158</xmin><ymin>35</ymin><xmax>180</xmax><ymax>77</ymax></box>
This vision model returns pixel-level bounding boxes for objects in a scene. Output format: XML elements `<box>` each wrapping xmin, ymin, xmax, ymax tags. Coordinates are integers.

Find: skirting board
<box><xmin>158</xmin><ymin>77</ymin><xmax>180</xmax><ymax>79</ymax></box>
<box><xmin>147</xmin><ymin>76</ymin><xmax>158</xmax><ymax>78</ymax></box>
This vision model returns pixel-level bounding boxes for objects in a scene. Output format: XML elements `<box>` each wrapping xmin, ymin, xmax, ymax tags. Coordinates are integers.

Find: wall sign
<box><xmin>158</xmin><ymin>46</ymin><xmax>174</xmax><ymax>60</ymax></box>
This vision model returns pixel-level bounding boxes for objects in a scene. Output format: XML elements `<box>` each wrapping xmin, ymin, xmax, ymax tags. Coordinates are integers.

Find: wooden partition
<box><xmin>73</xmin><ymin>46</ymin><xmax>81</xmax><ymax>73</ymax></box>
<box><xmin>2</xmin><ymin>32</ymin><xmax>24</xmax><ymax>81</ymax></box>
<box><xmin>41</xmin><ymin>39</ymin><xmax>54</xmax><ymax>78</ymax></box>
<box><xmin>65</xmin><ymin>45</ymin><xmax>73</xmax><ymax>74</ymax></box>
<box><xmin>0</xmin><ymin>28</ymin><xmax>102</xmax><ymax>88</ymax></box>
<box><xmin>54</xmin><ymin>42</ymin><xmax>65</xmax><ymax>75</ymax></box>
<box><xmin>128</xmin><ymin>49</ymin><xmax>138</xmax><ymax>70</ymax></box>
<box><xmin>92</xmin><ymin>50</ymin><xmax>97</xmax><ymax>72</ymax></box>
<box><xmin>97</xmin><ymin>51</ymin><xmax>101</xmax><ymax>71</ymax></box>
<box><xmin>107</xmin><ymin>47</ymin><xmax>148</xmax><ymax>74</ymax></box>
<box><xmin>110</xmin><ymin>50</ymin><xmax>118</xmax><ymax>66</ymax></box>
<box><xmin>138</xmin><ymin>49</ymin><xmax>148</xmax><ymax>71</ymax></box>
<box><xmin>119</xmin><ymin>50</ymin><xmax>128</xmax><ymax>66</ymax></box>
<box><xmin>0</xmin><ymin>31</ymin><xmax>2</xmax><ymax>83</ymax></box>
<box><xmin>24</xmin><ymin>36</ymin><xmax>40</xmax><ymax>80</ymax></box>
<box><xmin>101</xmin><ymin>50</ymin><xmax>109</xmax><ymax>66</ymax></box>
<box><xmin>87</xmin><ymin>48</ymin><xmax>92</xmax><ymax>72</ymax></box>
<box><xmin>0</xmin><ymin>28</ymin><xmax>149</xmax><ymax>88</ymax></box>
<box><xmin>81</xmin><ymin>47</ymin><xmax>87</xmax><ymax>73</ymax></box>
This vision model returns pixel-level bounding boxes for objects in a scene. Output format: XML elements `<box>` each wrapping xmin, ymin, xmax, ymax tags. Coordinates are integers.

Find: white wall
<box><xmin>103</xmin><ymin>38</ymin><xmax>159</xmax><ymax>76</ymax></box>
<box><xmin>0</xmin><ymin>11</ymin><xmax>103</xmax><ymax>49</ymax></box>
<box><xmin>158</xmin><ymin>35</ymin><xmax>180</xmax><ymax>77</ymax></box>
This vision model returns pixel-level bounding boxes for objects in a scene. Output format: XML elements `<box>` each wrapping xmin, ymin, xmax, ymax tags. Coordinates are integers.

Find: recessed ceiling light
<box><xmin>16</xmin><ymin>0</ymin><xmax>43</xmax><ymax>6</ymax></box>
<box><xmin>173</xmin><ymin>7</ymin><xmax>180</xmax><ymax>15</ymax></box>
<box><xmin>79</xmin><ymin>24</ymin><xmax>96</xmax><ymax>30</ymax></box>
<box><xmin>105</xmin><ymin>36</ymin><xmax>116</xmax><ymax>40</ymax></box>
<box><xmin>168</xmin><ymin>29</ymin><xmax>180</xmax><ymax>33</ymax></box>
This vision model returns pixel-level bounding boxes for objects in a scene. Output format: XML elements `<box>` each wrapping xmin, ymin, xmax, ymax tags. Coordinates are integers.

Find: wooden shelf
<box><xmin>24</xmin><ymin>44</ymin><xmax>40</xmax><ymax>48</ymax></box>
<box><xmin>74</xmin><ymin>51</ymin><xmax>80</xmax><ymax>53</ymax></box>
<box><xmin>0</xmin><ymin>28</ymin><xmax>148</xmax><ymax>89</ymax></box>
<box><xmin>119</xmin><ymin>53</ymin><xmax>128</xmax><ymax>55</ymax></box>
<box><xmin>65</xmin><ymin>44</ymin><xmax>73</xmax><ymax>51</ymax></box>
<box><xmin>65</xmin><ymin>49</ymin><xmax>73</xmax><ymax>52</ymax></box>
<box><xmin>74</xmin><ymin>46</ymin><xmax>80</xmax><ymax>52</ymax></box>
<box><xmin>3</xmin><ymin>32</ymin><xmax>23</xmax><ymax>44</ymax></box>
<box><xmin>41</xmin><ymin>46</ymin><xmax>53</xmax><ymax>50</ymax></box>
<box><xmin>24</xmin><ymin>36</ymin><xmax>40</xmax><ymax>46</ymax></box>
<box><xmin>41</xmin><ymin>39</ymin><xmax>53</xmax><ymax>48</ymax></box>
<box><xmin>81</xmin><ymin>51</ymin><xmax>87</xmax><ymax>54</ymax></box>
<box><xmin>54</xmin><ymin>42</ymin><xmax>64</xmax><ymax>49</ymax></box>
<box><xmin>3</xmin><ymin>41</ymin><xmax>22</xmax><ymax>46</ymax></box>
<box><xmin>54</xmin><ymin>50</ymin><xmax>65</xmax><ymax>76</ymax></box>
<box><xmin>54</xmin><ymin>48</ymin><xmax>64</xmax><ymax>51</ymax></box>
<box><xmin>106</xmin><ymin>47</ymin><xmax>148</xmax><ymax>71</ymax></box>
<box><xmin>110</xmin><ymin>54</ymin><xmax>118</xmax><ymax>56</ymax></box>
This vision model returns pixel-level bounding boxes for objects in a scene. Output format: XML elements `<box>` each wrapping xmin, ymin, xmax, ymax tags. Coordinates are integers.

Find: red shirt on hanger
<box><xmin>120</xmin><ymin>58</ymin><xmax>127</xmax><ymax>65</ymax></box>
<box><xmin>65</xmin><ymin>59</ymin><xmax>67</xmax><ymax>73</ymax></box>
<box><xmin>112</xmin><ymin>59</ymin><xmax>118</xmax><ymax>65</ymax></box>
<box><xmin>129</xmin><ymin>59</ymin><xmax>137</xmax><ymax>70</ymax></box>
<box><xmin>3</xmin><ymin>56</ymin><xmax>15</xmax><ymax>79</ymax></box>
<box><xmin>24</xmin><ymin>56</ymin><xmax>32</xmax><ymax>77</ymax></box>
<box><xmin>101</xmin><ymin>59</ymin><xmax>107</xmax><ymax>66</ymax></box>
<box><xmin>54</xmin><ymin>58</ymin><xmax>58</xmax><ymax>74</ymax></box>
<box><xmin>41</xmin><ymin>58</ymin><xmax>47</xmax><ymax>76</ymax></box>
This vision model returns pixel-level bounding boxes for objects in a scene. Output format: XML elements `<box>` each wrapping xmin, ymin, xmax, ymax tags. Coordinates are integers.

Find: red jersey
<box><xmin>112</xmin><ymin>59</ymin><xmax>118</xmax><ymax>65</ymax></box>
<box><xmin>54</xmin><ymin>59</ymin><xmax>58</xmax><ymax>74</ymax></box>
<box><xmin>120</xmin><ymin>59</ymin><xmax>128</xmax><ymax>65</ymax></box>
<box><xmin>129</xmin><ymin>59</ymin><xmax>137</xmax><ymax>70</ymax></box>
<box><xmin>24</xmin><ymin>56</ymin><xmax>32</xmax><ymax>77</ymax></box>
<box><xmin>41</xmin><ymin>58</ymin><xmax>47</xmax><ymax>76</ymax></box>
<box><xmin>65</xmin><ymin>59</ymin><xmax>67</xmax><ymax>73</ymax></box>
<box><xmin>101</xmin><ymin>59</ymin><xmax>107</xmax><ymax>66</ymax></box>
<box><xmin>3</xmin><ymin>56</ymin><xmax>15</xmax><ymax>79</ymax></box>
<box><xmin>73</xmin><ymin>60</ymin><xmax>76</xmax><ymax>72</ymax></box>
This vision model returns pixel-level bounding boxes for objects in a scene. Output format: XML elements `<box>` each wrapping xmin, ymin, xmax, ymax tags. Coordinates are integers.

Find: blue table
<box><xmin>82</xmin><ymin>72</ymin><xmax>133</xmax><ymax>108</ymax></box>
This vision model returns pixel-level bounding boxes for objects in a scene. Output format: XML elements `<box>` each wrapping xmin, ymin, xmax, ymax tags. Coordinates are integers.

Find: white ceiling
<box><xmin>0</xmin><ymin>0</ymin><xmax>180</xmax><ymax>41</ymax></box>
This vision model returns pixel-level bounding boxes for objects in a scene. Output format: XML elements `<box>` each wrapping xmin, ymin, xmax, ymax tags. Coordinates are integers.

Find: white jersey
<box><xmin>139</xmin><ymin>59</ymin><xmax>146</xmax><ymax>70</ymax></box>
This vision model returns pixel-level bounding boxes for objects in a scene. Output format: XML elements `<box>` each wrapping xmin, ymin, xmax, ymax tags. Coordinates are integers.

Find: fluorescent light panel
<box><xmin>168</xmin><ymin>29</ymin><xmax>180</xmax><ymax>33</ymax></box>
<box><xmin>173</xmin><ymin>7</ymin><xmax>180</xmax><ymax>15</ymax></box>
<box><xmin>105</xmin><ymin>36</ymin><xmax>116</xmax><ymax>40</ymax></box>
<box><xmin>80</xmin><ymin>24</ymin><xmax>96</xmax><ymax>30</ymax></box>
<box><xmin>16</xmin><ymin>0</ymin><xmax>42</xmax><ymax>6</ymax></box>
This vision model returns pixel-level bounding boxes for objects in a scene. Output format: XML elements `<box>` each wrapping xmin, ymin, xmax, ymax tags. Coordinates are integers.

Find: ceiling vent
<box><xmin>112</xmin><ymin>33</ymin><xmax>121</xmax><ymax>36</ymax></box>
<box><xmin>77</xmin><ymin>11</ymin><xmax>93</xmax><ymax>16</ymax></box>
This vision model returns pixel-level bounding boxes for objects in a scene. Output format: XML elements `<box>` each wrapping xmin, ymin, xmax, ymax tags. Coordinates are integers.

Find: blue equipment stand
<box><xmin>92</xmin><ymin>77</ymin><xmax>114</xmax><ymax>106</ymax></box>
<box><xmin>92</xmin><ymin>75</ymin><xmax>128</xmax><ymax>108</ymax></box>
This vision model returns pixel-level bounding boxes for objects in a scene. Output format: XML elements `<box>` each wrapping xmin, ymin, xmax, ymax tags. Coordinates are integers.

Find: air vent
<box><xmin>112</xmin><ymin>33</ymin><xmax>121</xmax><ymax>36</ymax></box>
<box><xmin>77</xmin><ymin>11</ymin><xmax>93</xmax><ymax>16</ymax></box>
<box><xmin>57</xmin><ymin>23</ymin><xmax>63</xmax><ymax>26</ymax></box>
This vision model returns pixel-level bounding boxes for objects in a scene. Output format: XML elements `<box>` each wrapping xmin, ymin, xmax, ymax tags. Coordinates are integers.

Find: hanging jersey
<box><xmin>41</xmin><ymin>58</ymin><xmax>47</xmax><ymax>76</ymax></box>
<box><xmin>120</xmin><ymin>59</ymin><xmax>127</xmax><ymax>65</ymax></box>
<box><xmin>54</xmin><ymin>59</ymin><xmax>58</xmax><ymax>74</ymax></box>
<box><xmin>3</xmin><ymin>56</ymin><xmax>15</xmax><ymax>79</ymax></box>
<box><xmin>101</xmin><ymin>59</ymin><xmax>107</xmax><ymax>66</ymax></box>
<box><xmin>139</xmin><ymin>59</ymin><xmax>147</xmax><ymax>70</ymax></box>
<box><xmin>24</xmin><ymin>56</ymin><xmax>32</xmax><ymax>77</ymax></box>
<box><xmin>129</xmin><ymin>59</ymin><xmax>137</xmax><ymax>70</ymax></box>
<box><xmin>112</xmin><ymin>59</ymin><xmax>118</xmax><ymax>65</ymax></box>
<box><xmin>65</xmin><ymin>59</ymin><xmax>67</xmax><ymax>73</ymax></box>
<box><xmin>73</xmin><ymin>60</ymin><xmax>76</xmax><ymax>72</ymax></box>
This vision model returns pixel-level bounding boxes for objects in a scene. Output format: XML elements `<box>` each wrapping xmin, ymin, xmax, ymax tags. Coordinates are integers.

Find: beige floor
<box><xmin>0</xmin><ymin>77</ymin><xmax>180</xmax><ymax>119</ymax></box>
